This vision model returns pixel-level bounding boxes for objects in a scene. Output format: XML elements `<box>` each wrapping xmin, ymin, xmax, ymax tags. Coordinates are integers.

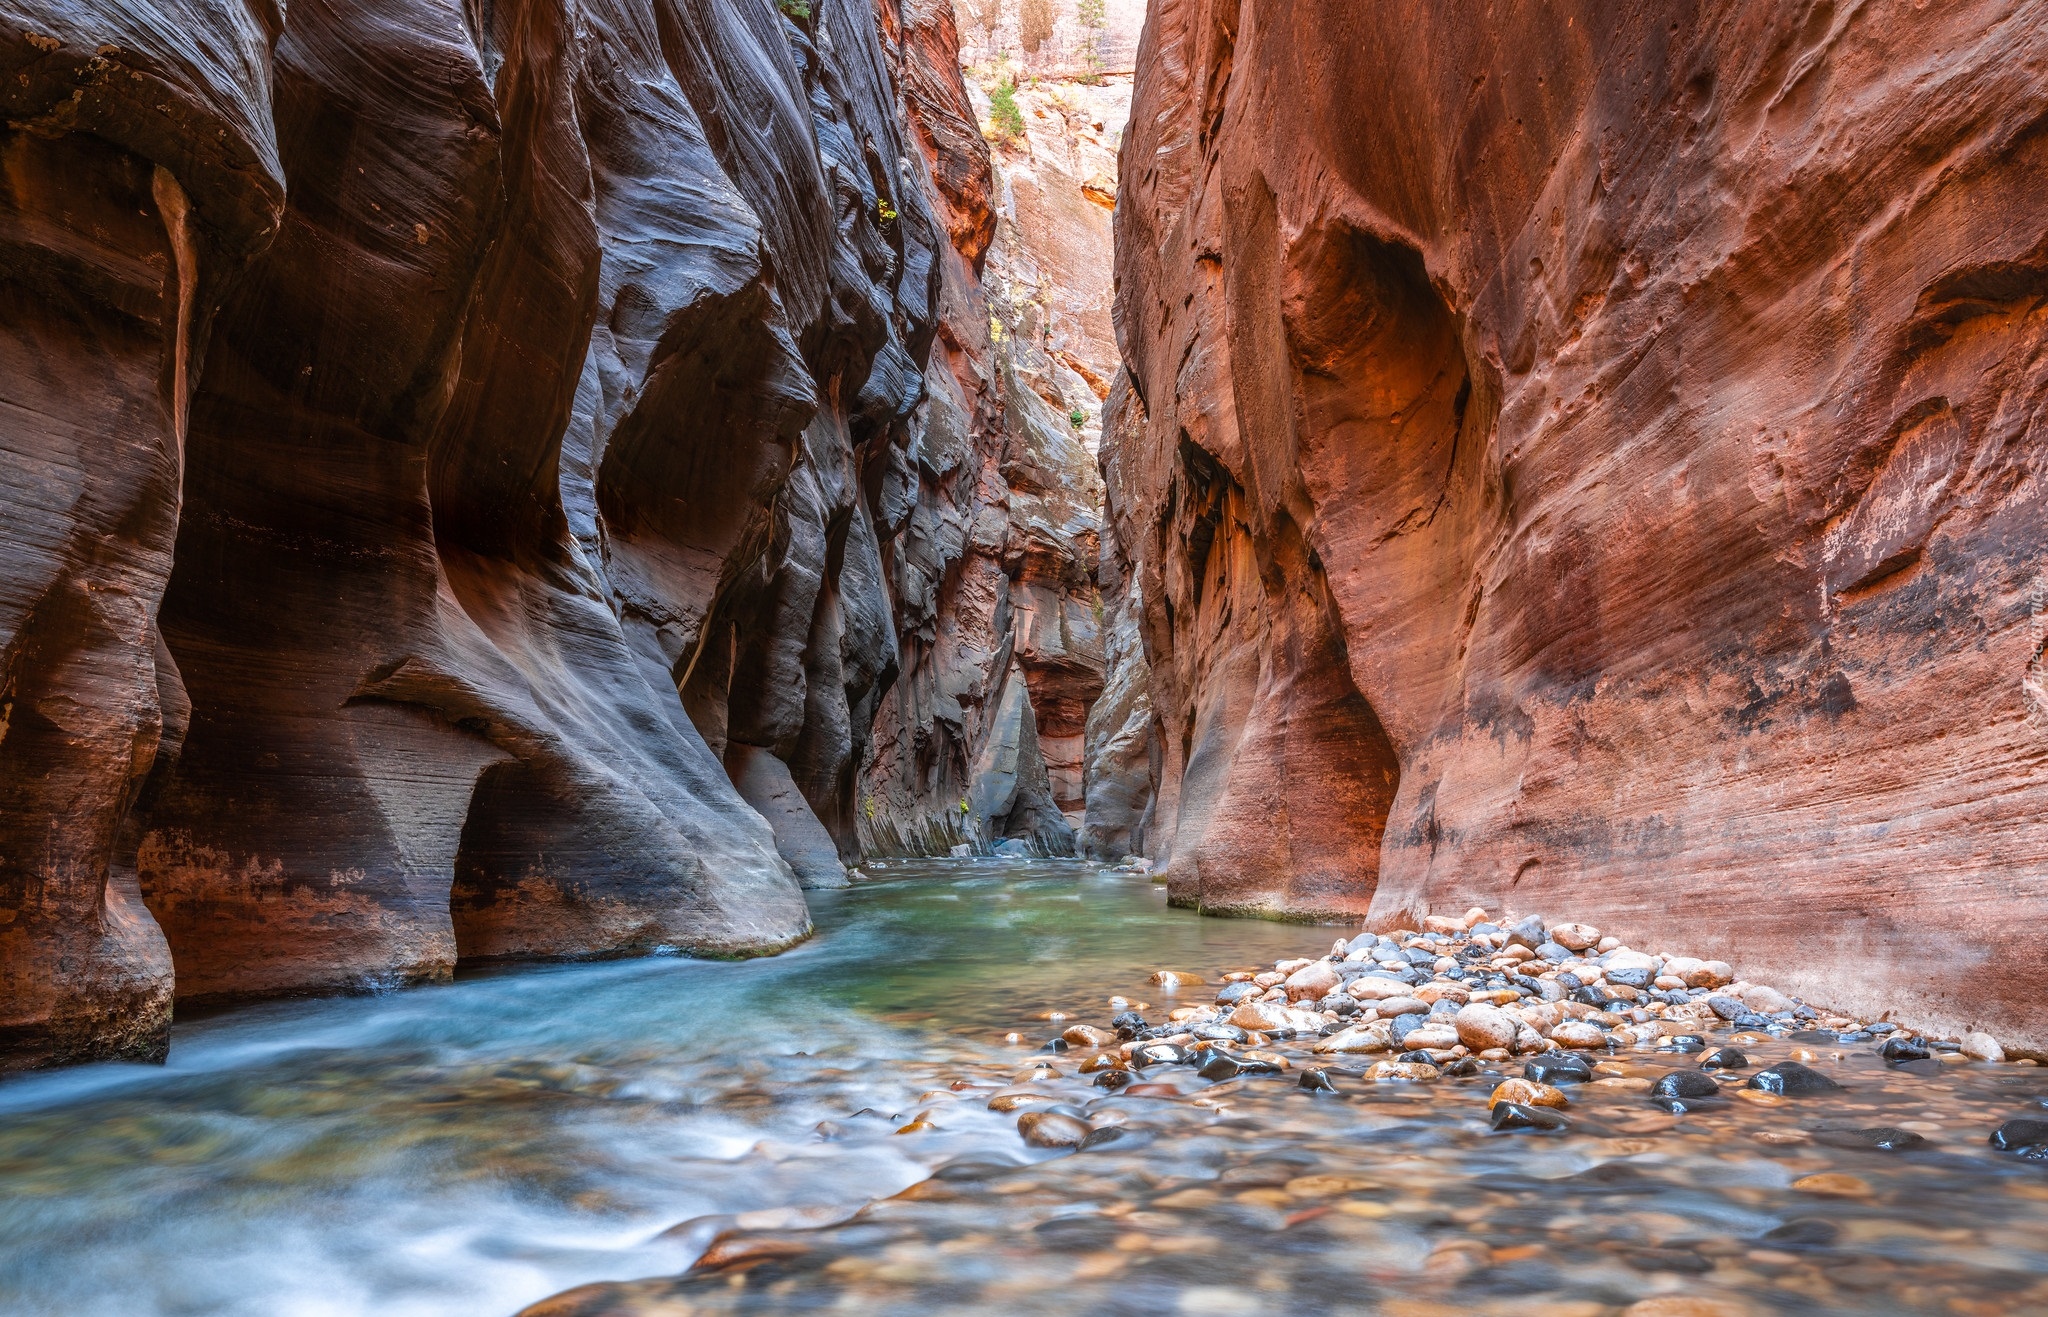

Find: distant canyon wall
<box><xmin>0</xmin><ymin>0</ymin><xmax>1019</xmax><ymax>1071</ymax></box>
<box><xmin>860</xmin><ymin>12</ymin><xmax>1133</xmax><ymax>859</ymax></box>
<box><xmin>1108</xmin><ymin>0</ymin><xmax>2048</xmax><ymax>1045</ymax></box>
<box><xmin>954</xmin><ymin>0</ymin><xmax>1147</xmax><ymax>78</ymax></box>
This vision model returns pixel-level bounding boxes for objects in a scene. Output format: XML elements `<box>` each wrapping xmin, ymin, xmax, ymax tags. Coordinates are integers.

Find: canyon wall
<box><xmin>954</xmin><ymin>0</ymin><xmax>1146</xmax><ymax>79</ymax></box>
<box><xmin>0</xmin><ymin>0</ymin><xmax>1003</xmax><ymax>1070</ymax></box>
<box><xmin>1109</xmin><ymin>0</ymin><xmax>2048</xmax><ymax>1044</ymax></box>
<box><xmin>859</xmin><ymin>25</ymin><xmax>1135</xmax><ymax>857</ymax></box>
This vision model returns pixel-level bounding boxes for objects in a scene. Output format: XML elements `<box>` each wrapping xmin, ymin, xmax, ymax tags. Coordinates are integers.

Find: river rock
<box><xmin>1735</xmin><ymin>984</ymin><xmax>1797</xmax><ymax>1015</ymax></box>
<box><xmin>1062</xmin><ymin>1025</ymin><xmax>1117</xmax><ymax>1050</ymax></box>
<box><xmin>1551</xmin><ymin>1021</ymin><xmax>1609</xmax><ymax>1050</ymax></box>
<box><xmin>1130</xmin><ymin>1041</ymin><xmax>1186</xmax><ymax>1068</ymax></box>
<box><xmin>1314</xmin><ymin>1025</ymin><xmax>1394</xmax><ymax>1054</ymax></box>
<box><xmin>1299</xmin><ymin>1067</ymin><xmax>1338</xmax><ymax>1094</ymax></box>
<box><xmin>1346</xmin><ymin>976</ymin><xmax>1418</xmax><ymax>1001</ymax></box>
<box><xmin>1151</xmin><ymin>971</ymin><xmax>1205</xmax><ymax>989</ymax></box>
<box><xmin>1707</xmin><ymin>996</ymin><xmax>1746</xmax><ymax>1021</ymax></box>
<box><xmin>1454</xmin><ymin>1002</ymin><xmax>1520</xmax><ymax>1052</ymax></box>
<box><xmin>1366</xmin><ymin>1061</ymin><xmax>1441</xmax><ymax>1082</ymax></box>
<box><xmin>1815</xmin><ymin>1126</ymin><xmax>1927</xmax><ymax>1151</ymax></box>
<box><xmin>1990</xmin><ymin>1119</ymin><xmax>2048</xmax><ymax>1152</ymax></box>
<box><xmin>1623</xmin><ymin>1300</ymin><xmax>1755</xmax><ymax>1317</ymax></box>
<box><xmin>1747</xmin><ymin>1062</ymin><xmax>1844</xmax><ymax>1096</ymax></box>
<box><xmin>1489</xmin><ymin>1078</ymin><xmax>1569</xmax><ymax>1109</ymax></box>
<box><xmin>1402</xmin><ymin>1024</ymin><xmax>1460</xmax><ymax>1050</ymax></box>
<box><xmin>987</xmin><ymin>1093</ymin><xmax>1059</xmax><ymax>1112</ymax></box>
<box><xmin>1962</xmin><ymin>1032</ymin><xmax>2006</xmax><ymax>1062</ymax></box>
<box><xmin>1525</xmin><ymin>1053</ymin><xmax>1594</xmax><ymax>1085</ymax></box>
<box><xmin>1017</xmin><ymin>1111</ymin><xmax>1092</xmax><ymax>1148</ymax></box>
<box><xmin>1284</xmin><ymin>960</ymin><xmax>1342</xmax><ymax>1002</ymax></box>
<box><xmin>1550</xmin><ymin>923</ymin><xmax>1601</xmax><ymax>951</ymax></box>
<box><xmin>1881</xmin><ymin>1036</ymin><xmax>1932</xmax><ymax>1063</ymax></box>
<box><xmin>1490</xmin><ymin>1102</ymin><xmax>1570</xmax><ymax>1133</ymax></box>
<box><xmin>1652</xmin><ymin>1071</ymin><xmax>1720</xmax><ymax>1099</ymax></box>
<box><xmin>1699</xmin><ymin>1047</ymin><xmax>1749</xmax><ymax>1069</ymax></box>
<box><xmin>1228</xmin><ymin>1001</ymin><xmax>1291</xmax><ymax>1032</ymax></box>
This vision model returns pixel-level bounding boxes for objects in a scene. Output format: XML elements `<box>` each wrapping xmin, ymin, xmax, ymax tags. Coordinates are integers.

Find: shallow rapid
<box><xmin>5</xmin><ymin>862</ymin><xmax>2047</xmax><ymax>1316</ymax></box>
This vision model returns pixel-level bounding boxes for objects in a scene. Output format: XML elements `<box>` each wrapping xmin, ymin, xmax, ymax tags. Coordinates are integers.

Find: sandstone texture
<box><xmin>1108</xmin><ymin>0</ymin><xmax>2048</xmax><ymax>1045</ymax></box>
<box><xmin>954</xmin><ymin>0</ymin><xmax>1147</xmax><ymax>80</ymax></box>
<box><xmin>860</xmin><ymin>29</ymin><xmax>1132</xmax><ymax>856</ymax></box>
<box><xmin>0</xmin><ymin>0</ymin><xmax>1011</xmax><ymax>1068</ymax></box>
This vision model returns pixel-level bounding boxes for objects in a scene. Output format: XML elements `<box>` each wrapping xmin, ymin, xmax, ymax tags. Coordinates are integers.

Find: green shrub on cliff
<box><xmin>988</xmin><ymin>78</ymin><xmax>1026</xmax><ymax>143</ymax></box>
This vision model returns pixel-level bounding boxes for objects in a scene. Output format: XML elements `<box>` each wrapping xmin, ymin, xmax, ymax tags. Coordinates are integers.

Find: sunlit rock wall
<box><xmin>0</xmin><ymin>0</ymin><xmax>997</xmax><ymax>1068</ymax></box>
<box><xmin>954</xmin><ymin>0</ymin><xmax>1147</xmax><ymax>79</ymax></box>
<box><xmin>860</xmin><ymin>9</ymin><xmax>1129</xmax><ymax>858</ymax></box>
<box><xmin>1110</xmin><ymin>0</ymin><xmax>2048</xmax><ymax>1045</ymax></box>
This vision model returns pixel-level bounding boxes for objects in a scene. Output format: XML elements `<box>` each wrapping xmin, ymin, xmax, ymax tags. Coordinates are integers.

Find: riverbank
<box><xmin>525</xmin><ymin>888</ymin><xmax>2048</xmax><ymax>1317</ymax></box>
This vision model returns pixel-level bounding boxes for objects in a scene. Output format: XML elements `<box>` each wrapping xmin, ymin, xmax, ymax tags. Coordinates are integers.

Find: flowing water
<box><xmin>3</xmin><ymin>861</ymin><xmax>2046</xmax><ymax>1317</ymax></box>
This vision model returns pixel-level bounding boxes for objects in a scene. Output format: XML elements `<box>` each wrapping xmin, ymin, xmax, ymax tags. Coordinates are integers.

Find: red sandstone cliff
<box><xmin>0</xmin><ymin>0</ymin><xmax>1006</xmax><ymax>1070</ymax></box>
<box><xmin>1108</xmin><ymin>0</ymin><xmax>2048</xmax><ymax>1045</ymax></box>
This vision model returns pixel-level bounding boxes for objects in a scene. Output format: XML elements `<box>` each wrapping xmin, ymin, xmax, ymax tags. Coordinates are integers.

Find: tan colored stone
<box><xmin>1454</xmin><ymin>1002</ymin><xmax>1521</xmax><ymax>1052</ymax></box>
<box><xmin>1551</xmin><ymin>923</ymin><xmax>1601</xmax><ymax>951</ymax></box>
<box><xmin>1283</xmin><ymin>960</ymin><xmax>1342</xmax><ymax>1002</ymax></box>
<box><xmin>1963</xmin><ymin>1031</ymin><xmax>2006</xmax><ymax>1061</ymax></box>
<box><xmin>1551</xmin><ymin>1020</ymin><xmax>1609</xmax><ymax>1049</ymax></box>
<box><xmin>1489</xmin><ymin>1078</ymin><xmax>1569</xmax><ymax>1109</ymax></box>
<box><xmin>1315</xmin><ymin>1024</ymin><xmax>1395</xmax><ymax>1054</ymax></box>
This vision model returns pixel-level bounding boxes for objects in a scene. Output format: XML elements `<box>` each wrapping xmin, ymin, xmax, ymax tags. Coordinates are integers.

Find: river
<box><xmin>4</xmin><ymin>860</ymin><xmax>2046</xmax><ymax>1316</ymax></box>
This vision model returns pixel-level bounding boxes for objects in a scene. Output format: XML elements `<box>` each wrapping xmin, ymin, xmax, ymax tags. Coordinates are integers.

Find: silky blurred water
<box><xmin>0</xmin><ymin>860</ymin><xmax>1305</xmax><ymax>1316</ymax></box>
<box><xmin>8</xmin><ymin>861</ymin><xmax>2048</xmax><ymax>1317</ymax></box>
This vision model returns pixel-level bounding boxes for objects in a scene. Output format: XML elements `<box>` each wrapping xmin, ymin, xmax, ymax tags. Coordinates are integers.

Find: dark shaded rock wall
<box><xmin>1109</xmin><ymin>0</ymin><xmax>2048</xmax><ymax>1043</ymax></box>
<box><xmin>0</xmin><ymin>0</ymin><xmax>999</xmax><ymax>1068</ymax></box>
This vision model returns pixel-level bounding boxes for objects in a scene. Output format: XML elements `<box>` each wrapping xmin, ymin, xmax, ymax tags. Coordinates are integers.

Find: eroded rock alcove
<box><xmin>0</xmin><ymin>0</ymin><xmax>1136</xmax><ymax>1071</ymax></box>
<box><xmin>1105</xmin><ymin>0</ymin><xmax>2048</xmax><ymax>1047</ymax></box>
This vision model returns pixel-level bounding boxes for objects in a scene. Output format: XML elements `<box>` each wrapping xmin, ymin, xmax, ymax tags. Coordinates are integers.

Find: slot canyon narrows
<box><xmin>2</xmin><ymin>2</ymin><xmax>2046</xmax><ymax>1315</ymax></box>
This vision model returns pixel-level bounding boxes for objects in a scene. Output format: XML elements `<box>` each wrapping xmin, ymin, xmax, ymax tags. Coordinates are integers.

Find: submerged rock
<box><xmin>1747</xmin><ymin>1063</ymin><xmax>1845</xmax><ymax>1097</ymax></box>
<box><xmin>1490</xmin><ymin>1102</ymin><xmax>1570</xmax><ymax>1133</ymax></box>
<box><xmin>1017</xmin><ymin>1111</ymin><xmax>1092</xmax><ymax>1149</ymax></box>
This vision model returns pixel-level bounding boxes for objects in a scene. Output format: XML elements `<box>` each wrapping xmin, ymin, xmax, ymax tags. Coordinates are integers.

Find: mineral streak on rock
<box><xmin>0</xmin><ymin>0</ymin><xmax>1027</xmax><ymax>1068</ymax></box>
<box><xmin>1106</xmin><ymin>1</ymin><xmax>2048</xmax><ymax>1044</ymax></box>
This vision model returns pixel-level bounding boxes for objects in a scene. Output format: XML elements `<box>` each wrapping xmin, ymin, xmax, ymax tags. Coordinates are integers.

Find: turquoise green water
<box><xmin>0</xmin><ymin>860</ymin><xmax>1305</xmax><ymax>1315</ymax></box>
<box><xmin>5</xmin><ymin>861</ymin><xmax>2047</xmax><ymax>1317</ymax></box>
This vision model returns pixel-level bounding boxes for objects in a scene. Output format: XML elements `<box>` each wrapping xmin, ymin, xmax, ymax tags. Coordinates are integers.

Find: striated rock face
<box><xmin>1110</xmin><ymin>1</ymin><xmax>2048</xmax><ymax>1042</ymax></box>
<box><xmin>0</xmin><ymin>0</ymin><xmax>283</xmax><ymax>1068</ymax></box>
<box><xmin>0</xmin><ymin>0</ymin><xmax>998</xmax><ymax>1067</ymax></box>
<box><xmin>860</xmin><ymin>26</ymin><xmax>1127</xmax><ymax>858</ymax></box>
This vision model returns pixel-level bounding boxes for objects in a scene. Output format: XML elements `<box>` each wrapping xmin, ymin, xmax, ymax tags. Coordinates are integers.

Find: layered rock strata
<box><xmin>1108</xmin><ymin>0</ymin><xmax>2048</xmax><ymax>1044</ymax></box>
<box><xmin>0</xmin><ymin>0</ymin><xmax>999</xmax><ymax>1068</ymax></box>
<box><xmin>859</xmin><ymin>21</ymin><xmax>1133</xmax><ymax>857</ymax></box>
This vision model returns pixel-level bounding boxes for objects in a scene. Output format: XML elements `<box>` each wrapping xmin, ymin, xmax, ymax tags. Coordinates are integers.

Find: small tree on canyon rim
<box><xmin>1075</xmin><ymin>0</ymin><xmax>1107</xmax><ymax>82</ymax></box>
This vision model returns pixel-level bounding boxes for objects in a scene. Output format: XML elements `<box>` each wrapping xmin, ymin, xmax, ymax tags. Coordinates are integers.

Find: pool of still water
<box><xmin>4</xmin><ymin>861</ymin><xmax>2047</xmax><ymax>1317</ymax></box>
